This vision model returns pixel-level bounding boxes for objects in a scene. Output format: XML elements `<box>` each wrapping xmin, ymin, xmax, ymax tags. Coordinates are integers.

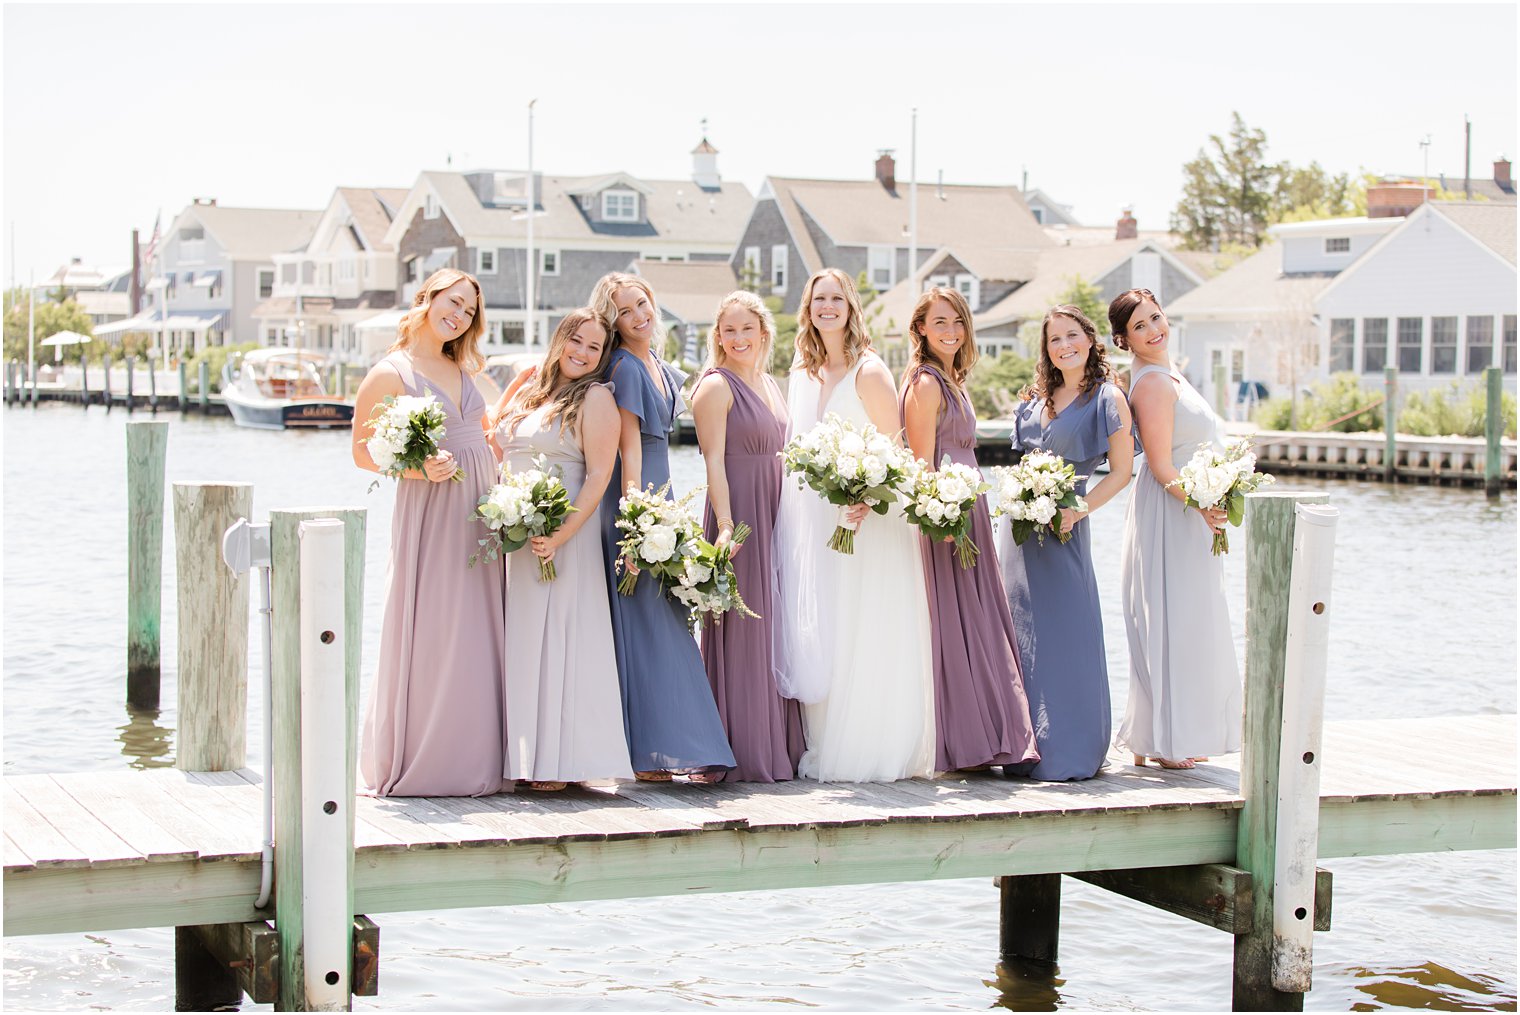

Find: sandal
<box><xmin>687</xmin><ymin>770</ymin><xmax>725</xmax><ymax>784</ymax></box>
<box><xmin>527</xmin><ymin>780</ymin><xmax>567</xmax><ymax>792</ymax></box>
<box><xmin>635</xmin><ymin>770</ymin><xmax>673</xmax><ymax>782</ymax></box>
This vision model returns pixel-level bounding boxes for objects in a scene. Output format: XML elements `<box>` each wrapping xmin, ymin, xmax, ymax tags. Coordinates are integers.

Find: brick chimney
<box><xmin>1116</xmin><ymin>208</ymin><xmax>1138</xmax><ymax>240</ymax></box>
<box><xmin>1367</xmin><ymin>180</ymin><xmax>1430</xmax><ymax>218</ymax></box>
<box><xmin>875</xmin><ymin>150</ymin><xmax>896</xmax><ymax>193</ymax></box>
<box><xmin>1496</xmin><ymin>157</ymin><xmax>1513</xmax><ymax>193</ymax></box>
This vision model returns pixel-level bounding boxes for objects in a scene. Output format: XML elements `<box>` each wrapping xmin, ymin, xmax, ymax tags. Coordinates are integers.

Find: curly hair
<box><xmin>391</xmin><ymin>267</ymin><xmax>486</xmax><ymax>374</ymax></box>
<box><xmin>1027</xmin><ymin>305</ymin><xmax>1114</xmax><ymax>418</ymax></box>
<box><xmin>495</xmin><ymin>309</ymin><xmax>611</xmax><ymax>438</ymax></box>
<box><xmin>1107</xmin><ymin>287</ymin><xmax>1161</xmax><ymax>352</ymax></box>
<box><xmin>707</xmin><ymin>290</ymin><xmax>776</xmax><ymax>370</ymax></box>
<box><xmin>794</xmin><ymin>268</ymin><xmax>871</xmax><ymax>380</ymax></box>
<box><xmin>589</xmin><ymin>272</ymin><xmax>663</xmax><ymax>354</ymax></box>
<box><xmin>906</xmin><ymin>287</ymin><xmax>978</xmax><ymax>385</ymax></box>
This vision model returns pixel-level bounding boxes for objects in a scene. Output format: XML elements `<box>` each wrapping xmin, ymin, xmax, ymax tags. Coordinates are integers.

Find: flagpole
<box><xmin>27</xmin><ymin>270</ymin><xmax>36</xmax><ymax>404</ymax></box>
<box><xmin>525</xmin><ymin>98</ymin><xmax>537</xmax><ymax>350</ymax></box>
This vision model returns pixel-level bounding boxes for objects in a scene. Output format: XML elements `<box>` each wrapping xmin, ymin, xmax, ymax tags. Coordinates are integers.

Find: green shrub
<box><xmin>185</xmin><ymin>342</ymin><xmax>259</xmax><ymax>394</ymax></box>
<box><xmin>1400</xmin><ymin>380</ymin><xmax>1517</xmax><ymax>439</ymax></box>
<box><xmin>967</xmin><ymin>350</ymin><xmax>1035</xmax><ymax>418</ymax></box>
<box><xmin>1251</xmin><ymin>372</ymin><xmax>1382</xmax><ymax>432</ymax></box>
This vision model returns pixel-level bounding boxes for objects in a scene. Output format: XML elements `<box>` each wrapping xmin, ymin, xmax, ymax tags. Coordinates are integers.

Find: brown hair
<box><xmin>794</xmin><ymin>268</ymin><xmax>871</xmax><ymax>380</ymax></box>
<box><xmin>906</xmin><ymin>287</ymin><xmax>978</xmax><ymax>385</ymax></box>
<box><xmin>1107</xmin><ymin>287</ymin><xmax>1161</xmax><ymax>352</ymax></box>
<box><xmin>707</xmin><ymin>290</ymin><xmax>775</xmax><ymax>370</ymax></box>
<box><xmin>391</xmin><ymin>267</ymin><xmax>486</xmax><ymax>374</ymax></box>
<box><xmin>589</xmin><ymin>272</ymin><xmax>663</xmax><ymax>354</ymax></box>
<box><xmin>495</xmin><ymin>309</ymin><xmax>611</xmax><ymax>438</ymax></box>
<box><xmin>1027</xmin><ymin>305</ymin><xmax>1113</xmax><ymax>418</ymax></box>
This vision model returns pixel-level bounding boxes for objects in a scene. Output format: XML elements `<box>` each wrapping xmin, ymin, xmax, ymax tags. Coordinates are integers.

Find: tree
<box><xmin>1272</xmin><ymin>162</ymin><xmax>1356</xmax><ymax>223</ymax></box>
<box><xmin>1173</xmin><ymin>112</ymin><xmax>1279</xmax><ymax>251</ymax></box>
<box><xmin>1052</xmin><ymin>275</ymin><xmax>1107</xmax><ymax>332</ymax></box>
<box><xmin>764</xmin><ymin>296</ymin><xmax>798</xmax><ymax>376</ymax></box>
<box><xmin>966</xmin><ymin>349</ymin><xmax>1034</xmax><ymax>418</ymax></box>
<box><xmin>3</xmin><ymin>290</ymin><xmax>98</xmax><ymax>363</ymax></box>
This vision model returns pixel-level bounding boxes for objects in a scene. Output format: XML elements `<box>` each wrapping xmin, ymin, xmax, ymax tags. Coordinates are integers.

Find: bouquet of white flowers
<box><xmin>779</xmin><ymin>413</ymin><xmax>912</xmax><ymax>554</ymax></box>
<box><xmin>471</xmin><ymin>456</ymin><xmax>576</xmax><ymax>579</ymax></box>
<box><xmin>365</xmin><ymin>394</ymin><xmax>465</xmax><ymax>485</ymax></box>
<box><xmin>901</xmin><ymin>457</ymin><xmax>990</xmax><ymax>568</ymax></box>
<box><xmin>670</xmin><ymin>522</ymin><xmax>759</xmax><ymax>629</ymax></box>
<box><xmin>1168</xmin><ymin>440</ymin><xmax>1275</xmax><ymax>555</ymax></box>
<box><xmin>613</xmin><ymin>483</ymin><xmax>704</xmax><ymax>596</ymax></box>
<box><xmin>990</xmin><ymin>451</ymin><xmax>1089</xmax><ymax>547</ymax></box>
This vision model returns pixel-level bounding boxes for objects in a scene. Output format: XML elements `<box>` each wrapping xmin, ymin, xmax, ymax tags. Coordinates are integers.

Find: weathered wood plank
<box><xmin>1318</xmin><ymin>793</ymin><xmax>1517</xmax><ymax>857</ymax></box>
<box><xmin>1072</xmin><ymin>863</ymin><xmax>1254</xmax><ymax>933</ymax></box>
<box><xmin>187</xmin><ymin>921</ymin><xmax>277</xmax><ymax>1005</ymax></box>
<box><xmin>126</xmin><ymin>420</ymin><xmax>169</xmax><ymax>708</ymax></box>
<box><xmin>123</xmin><ymin>771</ymin><xmax>259</xmax><ymax>860</ymax></box>
<box><xmin>4</xmin><ymin>832</ymin><xmax>36</xmax><ymax>873</ymax></box>
<box><xmin>8</xmin><ymin>775</ymin><xmax>142</xmax><ymax>867</ymax></box>
<box><xmin>3</xmin><ymin>781</ymin><xmax>89</xmax><ymax>869</ymax></box>
<box><xmin>48</xmin><ymin>772</ymin><xmax>197</xmax><ymax>864</ymax></box>
<box><xmin>5</xmin><ymin>858</ymin><xmax>264</xmax><ymax>936</ymax></box>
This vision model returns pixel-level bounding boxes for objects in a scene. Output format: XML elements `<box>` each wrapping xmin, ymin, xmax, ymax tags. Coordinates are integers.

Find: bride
<box><xmin>774</xmin><ymin>268</ymin><xmax>935</xmax><ymax>782</ymax></box>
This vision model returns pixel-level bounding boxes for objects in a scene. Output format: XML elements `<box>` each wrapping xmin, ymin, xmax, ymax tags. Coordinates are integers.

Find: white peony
<box><xmin>866</xmin><ymin>434</ymin><xmax>894</xmax><ymax>457</ymax></box>
<box><xmin>640</xmin><ymin>525</ymin><xmax>678</xmax><ymax>563</ymax></box>
<box><xmin>838</xmin><ymin>432</ymin><xmax>866</xmax><ymax>456</ymax></box>
<box><xmin>937</xmin><ymin>475</ymin><xmax>971</xmax><ymax>503</ymax></box>
<box><xmin>943</xmin><ymin>502</ymin><xmax>961</xmax><ymax>521</ymax></box>
<box><xmin>1030</xmin><ymin>496</ymin><xmax>1057</xmax><ymax>525</ymax></box>
<box><xmin>835</xmin><ymin>454</ymin><xmax>859</xmax><ymax>478</ymax></box>
<box><xmin>861</xmin><ymin>454</ymin><xmax>888</xmax><ymax>487</ymax></box>
<box><xmin>369</xmin><ymin>443</ymin><xmax>396</xmax><ymax>471</ymax></box>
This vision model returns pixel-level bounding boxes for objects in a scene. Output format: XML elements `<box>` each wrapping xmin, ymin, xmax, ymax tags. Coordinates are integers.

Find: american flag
<box><xmin>140</xmin><ymin>212</ymin><xmax>161</xmax><ymax>275</ymax></box>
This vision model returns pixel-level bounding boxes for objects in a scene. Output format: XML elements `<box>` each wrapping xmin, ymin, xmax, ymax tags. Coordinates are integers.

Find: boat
<box><xmin>221</xmin><ymin>348</ymin><xmax>354</xmax><ymax>430</ymax></box>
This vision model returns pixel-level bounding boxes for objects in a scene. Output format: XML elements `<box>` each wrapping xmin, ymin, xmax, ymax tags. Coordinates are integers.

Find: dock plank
<box><xmin>7</xmin><ymin>775</ymin><xmax>142</xmax><ymax>868</ymax></box>
<box><xmin>4</xmin><ymin>832</ymin><xmax>35</xmax><ymax>873</ymax></box>
<box><xmin>3</xmin><ymin>782</ymin><xmax>87</xmax><ymax>869</ymax></box>
<box><xmin>48</xmin><ymin>772</ymin><xmax>197</xmax><ymax>864</ymax></box>
<box><xmin>105</xmin><ymin>771</ymin><xmax>259</xmax><ymax>861</ymax></box>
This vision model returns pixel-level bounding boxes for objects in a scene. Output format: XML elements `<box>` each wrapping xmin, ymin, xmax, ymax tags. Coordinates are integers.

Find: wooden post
<box><xmin>126</xmin><ymin>355</ymin><xmax>136</xmax><ymax>411</ymax></box>
<box><xmin>1383</xmin><ymin>366</ymin><xmax>1398</xmax><ymax>483</ymax></box>
<box><xmin>1485</xmin><ymin>366</ymin><xmax>1503</xmax><ymax>496</ymax></box>
<box><xmin>175</xmin><ymin>926</ymin><xmax>243</xmax><ymax>1011</ymax></box>
<box><xmin>179</xmin><ymin>361</ymin><xmax>190</xmax><ymax>413</ymax></box>
<box><xmin>148</xmin><ymin>359</ymin><xmax>159</xmax><ymax>411</ymax></box>
<box><xmin>1214</xmin><ymin>361</ymin><xmax>1229</xmax><ymax>419</ymax></box>
<box><xmin>173</xmin><ymin>482</ymin><xmax>254</xmax><ymax>772</ymax></box>
<box><xmin>3</xmin><ymin>360</ymin><xmax>12</xmax><ymax>404</ymax></box>
<box><xmin>200</xmin><ymin>360</ymin><xmax>211</xmax><ymax>412</ymax></box>
<box><xmin>103</xmin><ymin>353</ymin><xmax>112</xmax><ymax>409</ymax></box>
<box><xmin>998</xmin><ymin>874</ymin><xmax>1061</xmax><ymax>964</ymax></box>
<box><xmin>127</xmin><ymin>421</ymin><xmax>170</xmax><ymax>709</ymax></box>
<box><xmin>1234</xmin><ymin>490</ymin><xmax>1328</xmax><ymax>1011</ymax></box>
<box><xmin>80</xmin><ymin>349</ymin><xmax>90</xmax><ymax>405</ymax></box>
<box><xmin>270</xmin><ymin>508</ymin><xmax>365</xmax><ymax>1012</ymax></box>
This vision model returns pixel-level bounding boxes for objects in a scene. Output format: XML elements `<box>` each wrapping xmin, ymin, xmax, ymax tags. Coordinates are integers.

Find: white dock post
<box><xmin>298</xmin><ymin>519</ymin><xmax>351</xmax><ymax>1009</ymax></box>
<box><xmin>1270</xmin><ymin>503</ymin><xmax>1339</xmax><ymax>992</ymax></box>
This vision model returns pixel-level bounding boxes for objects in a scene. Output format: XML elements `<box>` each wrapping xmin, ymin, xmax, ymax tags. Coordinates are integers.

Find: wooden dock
<box><xmin>6</xmin><ymin>714</ymin><xmax>1513</xmax><ymax>938</ymax></box>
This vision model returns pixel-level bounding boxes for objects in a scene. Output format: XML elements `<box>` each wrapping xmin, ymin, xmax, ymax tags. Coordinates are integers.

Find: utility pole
<box><xmin>908</xmin><ymin>108</ymin><xmax>918</xmax><ymax>285</ymax></box>
<box><xmin>525</xmin><ymin>98</ymin><xmax>537</xmax><ymax>350</ymax></box>
<box><xmin>1464</xmin><ymin>114</ymin><xmax>1472</xmax><ymax>199</ymax></box>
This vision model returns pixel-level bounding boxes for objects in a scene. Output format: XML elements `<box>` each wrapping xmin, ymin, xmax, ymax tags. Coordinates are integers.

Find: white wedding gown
<box><xmin>773</xmin><ymin>354</ymin><xmax>935</xmax><ymax>782</ymax></box>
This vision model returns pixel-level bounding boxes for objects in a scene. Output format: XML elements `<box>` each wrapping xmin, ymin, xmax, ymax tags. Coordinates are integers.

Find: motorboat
<box><xmin>221</xmin><ymin>348</ymin><xmax>354</xmax><ymax>430</ymax></box>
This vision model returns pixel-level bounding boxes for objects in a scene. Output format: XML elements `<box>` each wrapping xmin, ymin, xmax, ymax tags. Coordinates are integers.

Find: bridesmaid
<box><xmin>899</xmin><ymin>287</ymin><xmax>1040</xmax><ymax>774</ymax></box>
<box><xmin>690</xmin><ymin>291</ymin><xmax>805</xmax><ymax>782</ymax></box>
<box><xmin>354</xmin><ymin>268</ymin><xmax>504</xmax><ymax>797</ymax></box>
<box><xmin>489</xmin><ymin>309</ymin><xmax>634</xmax><ymax>791</ymax></box>
<box><xmin>590</xmin><ymin>272</ymin><xmax>736</xmax><ymax>782</ymax></box>
<box><xmin>1111</xmin><ymin>288</ymin><xmax>1242</xmax><ymax>769</ymax></box>
<box><xmin>999</xmin><ymin>305</ymin><xmax>1134</xmax><ymax>781</ymax></box>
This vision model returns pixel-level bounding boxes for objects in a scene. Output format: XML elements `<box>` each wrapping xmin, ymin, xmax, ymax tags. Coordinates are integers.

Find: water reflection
<box><xmin>987</xmin><ymin>958</ymin><xmax>1066</xmax><ymax>1011</ymax></box>
<box><xmin>117</xmin><ymin>706</ymin><xmax>174</xmax><ymax>769</ymax></box>
<box><xmin>1350</xmin><ymin>961</ymin><xmax>1518</xmax><ymax>1011</ymax></box>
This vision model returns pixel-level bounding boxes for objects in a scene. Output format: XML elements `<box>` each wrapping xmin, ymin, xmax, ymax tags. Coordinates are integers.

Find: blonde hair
<box><xmin>589</xmin><ymin>272</ymin><xmax>663</xmax><ymax>354</ymax></box>
<box><xmin>706</xmin><ymin>290</ymin><xmax>776</xmax><ymax>370</ymax></box>
<box><xmin>391</xmin><ymin>267</ymin><xmax>486</xmax><ymax>374</ymax></box>
<box><xmin>794</xmin><ymin>268</ymin><xmax>871</xmax><ymax>381</ymax></box>
<box><xmin>495</xmin><ymin>310</ymin><xmax>611</xmax><ymax>438</ymax></box>
<box><xmin>907</xmin><ymin>287</ymin><xmax>979</xmax><ymax>385</ymax></box>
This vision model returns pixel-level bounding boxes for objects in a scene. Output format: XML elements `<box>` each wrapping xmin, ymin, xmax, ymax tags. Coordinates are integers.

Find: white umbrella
<box><xmin>39</xmin><ymin>330</ymin><xmax>92</xmax><ymax>362</ymax></box>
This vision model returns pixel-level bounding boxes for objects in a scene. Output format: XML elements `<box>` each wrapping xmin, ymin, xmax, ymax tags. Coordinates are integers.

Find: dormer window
<box><xmin>602</xmin><ymin>189</ymin><xmax>638</xmax><ymax>223</ymax></box>
<box><xmin>1325</xmin><ymin>237</ymin><xmax>1350</xmax><ymax>254</ymax></box>
<box><xmin>424</xmin><ymin>194</ymin><xmax>439</xmax><ymax>220</ymax></box>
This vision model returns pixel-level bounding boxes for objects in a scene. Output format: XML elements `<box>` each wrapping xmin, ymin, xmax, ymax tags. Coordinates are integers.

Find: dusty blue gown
<box><xmin>999</xmin><ymin>382</ymin><xmax>1130</xmax><ymax>781</ymax></box>
<box><xmin>599</xmin><ymin>348</ymin><xmax>736</xmax><ymax>775</ymax></box>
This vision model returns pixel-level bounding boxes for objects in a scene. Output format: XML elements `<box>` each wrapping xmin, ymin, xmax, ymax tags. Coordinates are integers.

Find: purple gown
<box><xmin>899</xmin><ymin>363</ymin><xmax>1039</xmax><ymax>773</ymax></box>
<box><xmin>360</xmin><ymin>353</ymin><xmax>506</xmax><ymax>797</ymax></box>
<box><xmin>697</xmin><ymin>368</ymin><xmax>805</xmax><ymax>782</ymax></box>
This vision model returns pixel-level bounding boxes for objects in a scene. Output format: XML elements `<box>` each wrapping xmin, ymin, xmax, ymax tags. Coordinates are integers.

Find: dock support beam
<box><xmin>1234</xmin><ymin>491</ymin><xmax>1330</xmax><ymax>1010</ymax></box>
<box><xmin>126</xmin><ymin>421</ymin><xmax>169</xmax><ymax>709</ymax></box>
<box><xmin>997</xmin><ymin>874</ymin><xmax>1061</xmax><ymax>964</ymax></box>
<box><xmin>175</xmin><ymin>926</ymin><xmax>243</xmax><ymax>1012</ymax></box>
<box><xmin>271</xmin><ymin>508</ymin><xmax>365</xmax><ymax>1011</ymax></box>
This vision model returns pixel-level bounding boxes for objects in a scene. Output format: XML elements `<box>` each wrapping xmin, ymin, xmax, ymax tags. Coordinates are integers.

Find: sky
<box><xmin>3</xmin><ymin>1</ymin><xmax>1516</xmax><ymax>283</ymax></box>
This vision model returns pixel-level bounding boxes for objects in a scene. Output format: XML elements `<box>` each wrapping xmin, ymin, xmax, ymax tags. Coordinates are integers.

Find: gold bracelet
<box><xmin>717</xmin><ymin>516</ymin><xmax>735</xmax><ymax>531</ymax></box>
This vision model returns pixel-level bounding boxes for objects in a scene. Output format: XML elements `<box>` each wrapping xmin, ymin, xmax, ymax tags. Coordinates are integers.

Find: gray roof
<box><xmin>1166</xmin><ymin>241</ymin><xmax>1334</xmax><ymax>317</ymax></box>
<box><xmin>416</xmin><ymin>171</ymin><xmax>753</xmax><ymax>245</ymax></box>
<box><xmin>188</xmin><ymin>204</ymin><xmax>323</xmax><ymax>257</ymax></box>
<box><xmin>1433</xmin><ymin>201</ymin><xmax>1517</xmax><ymax>266</ymax></box>
<box><xmin>338</xmin><ymin>187</ymin><xmax>409</xmax><ymax>250</ymax></box>
<box><xmin>631</xmin><ymin>259</ymin><xmax>738</xmax><ymax>325</ymax></box>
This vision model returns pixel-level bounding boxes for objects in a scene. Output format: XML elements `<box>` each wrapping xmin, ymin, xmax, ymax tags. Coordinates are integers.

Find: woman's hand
<box><xmin>529</xmin><ymin>531</ymin><xmax>565</xmax><ymax>563</ymax></box>
<box><xmin>1199</xmin><ymin>505</ymin><xmax>1227</xmax><ymax>535</ymax></box>
<box><xmin>842</xmin><ymin>502</ymin><xmax>870</xmax><ymax>527</ymax></box>
<box><xmin>1059</xmin><ymin>506</ymin><xmax>1088</xmax><ymax>536</ymax></box>
<box><xmin>422</xmin><ymin>451</ymin><xmax>457</xmax><ymax>483</ymax></box>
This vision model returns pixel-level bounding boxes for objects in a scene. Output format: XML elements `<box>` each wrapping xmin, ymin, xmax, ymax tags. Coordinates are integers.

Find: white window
<box><xmin>540</xmin><ymin>250</ymin><xmax>558</xmax><ymax>275</ymax></box>
<box><xmin>953</xmin><ymin>273</ymin><xmax>980</xmax><ymax>308</ymax></box>
<box><xmin>478</xmin><ymin>248</ymin><xmax>496</xmax><ymax>274</ymax></box>
<box><xmin>179</xmin><ymin>225</ymin><xmax>206</xmax><ymax>263</ymax></box>
<box><xmin>257</xmin><ymin>268</ymin><xmax>274</xmax><ymax>299</ymax></box>
<box><xmin>1131</xmin><ymin>251</ymin><xmax>1162</xmax><ymax>298</ymax></box>
<box><xmin>339</xmin><ymin>257</ymin><xmax>355</xmax><ymax>281</ymax></box>
<box><xmin>1031</xmin><ymin>207</ymin><xmax>1045</xmax><ymax>224</ymax></box>
<box><xmin>743</xmin><ymin>246</ymin><xmax>761</xmax><ymax>285</ymax></box>
<box><xmin>771</xmin><ymin>245</ymin><xmax>788</xmax><ymax>293</ymax></box>
<box><xmin>1324</xmin><ymin>237</ymin><xmax>1351</xmax><ymax>254</ymax></box>
<box><xmin>927</xmin><ymin>274</ymin><xmax>950</xmax><ymax>290</ymax></box>
<box><xmin>602</xmin><ymin>189</ymin><xmax>638</xmax><ymax>222</ymax></box>
<box><xmin>405</xmin><ymin>255</ymin><xmax>420</xmax><ymax>283</ymax></box>
<box><xmin>867</xmin><ymin>245</ymin><xmax>895</xmax><ymax>289</ymax></box>
<box><xmin>424</xmin><ymin>194</ymin><xmax>439</xmax><ymax>220</ymax></box>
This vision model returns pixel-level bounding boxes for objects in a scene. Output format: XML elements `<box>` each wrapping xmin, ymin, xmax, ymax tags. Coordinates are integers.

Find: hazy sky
<box><xmin>4</xmin><ymin>2</ymin><xmax>1516</xmax><ymax>282</ymax></box>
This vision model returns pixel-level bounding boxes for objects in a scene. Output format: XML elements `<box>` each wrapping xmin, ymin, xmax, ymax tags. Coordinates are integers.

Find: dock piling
<box><xmin>997</xmin><ymin>874</ymin><xmax>1061</xmax><ymax>964</ymax></box>
<box><xmin>148</xmin><ymin>360</ymin><xmax>158</xmax><ymax>411</ymax></box>
<box><xmin>1383</xmin><ymin>367</ymin><xmax>1398</xmax><ymax>482</ymax></box>
<box><xmin>175</xmin><ymin>926</ymin><xmax>243</xmax><ymax>1012</ymax></box>
<box><xmin>126</xmin><ymin>356</ymin><xmax>136</xmax><ymax>411</ymax></box>
<box><xmin>178</xmin><ymin>361</ymin><xmax>189</xmax><ymax>413</ymax></box>
<box><xmin>103</xmin><ymin>353</ymin><xmax>112</xmax><ymax>409</ymax></box>
<box><xmin>81</xmin><ymin>352</ymin><xmax>90</xmax><ymax>405</ymax></box>
<box><xmin>270</xmin><ymin>507</ymin><xmax>365</xmax><ymax>1012</ymax></box>
<box><xmin>1485</xmin><ymin>366</ymin><xmax>1503</xmax><ymax>496</ymax></box>
<box><xmin>199</xmin><ymin>360</ymin><xmax>211</xmax><ymax>413</ymax></box>
<box><xmin>1233</xmin><ymin>490</ymin><xmax>1330</xmax><ymax>1010</ymax></box>
<box><xmin>126</xmin><ymin>421</ymin><xmax>170</xmax><ymax>709</ymax></box>
<box><xmin>173</xmin><ymin>482</ymin><xmax>254</xmax><ymax>772</ymax></box>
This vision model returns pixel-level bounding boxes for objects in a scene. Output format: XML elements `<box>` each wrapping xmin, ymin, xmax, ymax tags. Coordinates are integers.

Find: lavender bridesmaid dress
<box><xmin>360</xmin><ymin>352</ymin><xmax>505</xmax><ymax>797</ymax></box>
<box><xmin>697</xmin><ymin>368</ymin><xmax>805</xmax><ymax>782</ymax></box>
<box><xmin>899</xmin><ymin>363</ymin><xmax>1039</xmax><ymax>773</ymax></box>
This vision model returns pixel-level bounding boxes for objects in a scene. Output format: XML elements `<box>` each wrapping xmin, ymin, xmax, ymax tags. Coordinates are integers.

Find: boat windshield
<box><xmin>246</xmin><ymin>357</ymin><xmax>329</xmax><ymax>399</ymax></box>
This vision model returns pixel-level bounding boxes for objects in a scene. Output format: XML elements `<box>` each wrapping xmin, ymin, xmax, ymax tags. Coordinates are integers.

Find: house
<box><xmin>1167</xmin><ymin>202</ymin><xmax>1516</xmax><ymax>412</ymax></box>
<box><xmin>731</xmin><ymin>153</ymin><xmax>1050</xmax><ymax>315</ymax></box>
<box><xmin>97</xmin><ymin>199</ymin><xmax>322</xmax><ymax>357</ymax></box>
<box><xmin>251</xmin><ymin>187</ymin><xmax>409</xmax><ymax>363</ymax></box>
<box><xmin>1021</xmin><ymin>188</ymin><xmax>1083</xmax><ymax>227</ymax></box>
<box><xmin>39</xmin><ymin>258</ymin><xmax>132</xmax><ymax>328</ymax></box>
<box><xmin>628</xmin><ymin>258</ymin><xmax>740</xmax><ymax>361</ymax></box>
<box><xmin>378</xmin><ymin>138</ymin><xmax>752</xmax><ymax>356</ymax></box>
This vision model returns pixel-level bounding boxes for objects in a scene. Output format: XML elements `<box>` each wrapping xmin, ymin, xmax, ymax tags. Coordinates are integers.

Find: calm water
<box><xmin>3</xmin><ymin>403</ymin><xmax>1515</xmax><ymax>1011</ymax></box>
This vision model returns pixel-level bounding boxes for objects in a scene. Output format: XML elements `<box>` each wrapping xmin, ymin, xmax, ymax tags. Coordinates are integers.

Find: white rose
<box><xmin>943</xmin><ymin>502</ymin><xmax>961</xmax><ymax>521</ymax></box>
<box><xmin>938</xmin><ymin>475</ymin><xmax>970</xmax><ymax>503</ymax></box>
<box><xmin>640</xmin><ymin>526</ymin><xmax>678</xmax><ymax>563</ymax></box>
<box><xmin>926</xmin><ymin>500</ymin><xmax>946</xmax><ymax>524</ymax></box>
<box><xmin>861</xmin><ymin>455</ymin><xmax>888</xmax><ymax>487</ymax></box>
<box><xmin>838</xmin><ymin>432</ymin><xmax>866</xmax><ymax>456</ymax></box>
<box><xmin>866</xmin><ymin>434</ymin><xmax>893</xmax><ymax>457</ymax></box>
<box><xmin>834</xmin><ymin>454</ymin><xmax>859</xmax><ymax>479</ymax></box>
<box><xmin>683</xmin><ymin>559</ymin><xmax>713</xmax><ymax>586</ymax></box>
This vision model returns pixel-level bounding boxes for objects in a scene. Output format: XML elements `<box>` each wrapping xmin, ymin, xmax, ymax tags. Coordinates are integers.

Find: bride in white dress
<box><xmin>774</xmin><ymin>268</ymin><xmax>935</xmax><ymax>782</ymax></box>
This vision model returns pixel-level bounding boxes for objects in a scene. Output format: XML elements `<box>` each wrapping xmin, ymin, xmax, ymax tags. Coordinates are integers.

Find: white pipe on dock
<box><xmin>298</xmin><ymin>518</ymin><xmax>350</xmax><ymax>1009</ymax></box>
<box><xmin>255</xmin><ymin>563</ymin><xmax>275</xmax><ymax>911</ymax></box>
<box><xmin>1270</xmin><ymin>502</ymin><xmax>1339</xmax><ymax>992</ymax></box>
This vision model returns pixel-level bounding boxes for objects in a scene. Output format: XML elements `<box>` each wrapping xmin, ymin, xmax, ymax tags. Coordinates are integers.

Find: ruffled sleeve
<box><xmin>606</xmin><ymin>349</ymin><xmax>673</xmax><ymax>439</ymax></box>
<box><xmin>1069</xmin><ymin>382</ymin><xmax>1137</xmax><ymax>463</ymax></box>
<box><xmin>664</xmin><ymin>359</ymin><xmax>691</xmax><ymax>419</ymax></box>
<box><xmin>1008</xmin><ymin>397</ymin><xmax>1042</xmax><ymax>463</ymax></box>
